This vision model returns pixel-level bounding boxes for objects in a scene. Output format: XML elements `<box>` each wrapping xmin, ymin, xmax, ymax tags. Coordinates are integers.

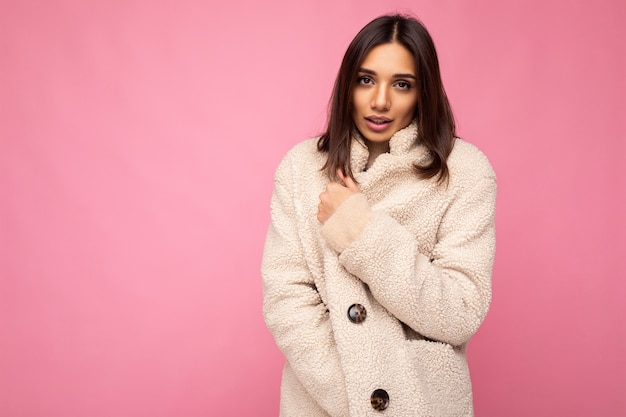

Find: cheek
<box><xmin>399</xmin><ymin>103</ymin><xmax>416</xmax><ymax>121</ymax></box>
<box><xmin>352</xmin><ymin>91</ymin><xmax>366</xmax><ymax>113</ymax></box>
<box><xmin>403</xmin><ymin>97</ymin><xmax>418</xmax><ymax>119</ymax></box>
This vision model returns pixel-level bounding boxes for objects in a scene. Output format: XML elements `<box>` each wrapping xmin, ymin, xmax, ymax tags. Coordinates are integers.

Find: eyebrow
<box><xmin>358</xmin><ymin>67</ymin><xmax>417</xmax><ymax>79</ymax></box>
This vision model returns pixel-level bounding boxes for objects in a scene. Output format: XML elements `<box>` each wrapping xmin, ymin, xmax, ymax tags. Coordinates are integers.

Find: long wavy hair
<box><xmin>317</xmin><ymin>14</ymin><xmax>456</xmax><ymax>185</ymax></box>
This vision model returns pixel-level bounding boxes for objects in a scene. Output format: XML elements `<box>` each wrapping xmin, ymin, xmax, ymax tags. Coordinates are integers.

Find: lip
<box><xmin>364</xmin><ymin>115</ymin><xmax>392</xmax><ymax>132</ymax></box>
<box><xmin>365</xmin><ymin>115</ymin><xmax>392</xmax><ymax>122</ymax></box>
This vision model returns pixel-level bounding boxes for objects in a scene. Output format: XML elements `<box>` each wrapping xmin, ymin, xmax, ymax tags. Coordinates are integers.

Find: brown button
<box><xmin>370</xmin><ymin>388</ymin><xmax>389</xmax><ymax>411</ymax></box>
<box><xmin>347</xmin><ymin>304</ymin><xmax>366</xmax><ymax>323</ymax></box>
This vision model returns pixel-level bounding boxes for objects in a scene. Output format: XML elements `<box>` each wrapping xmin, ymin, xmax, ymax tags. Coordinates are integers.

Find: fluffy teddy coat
<box><xmin>262</xmin><ymin>123</ymin><xmax>496</xmax><ymax>416</ymax></box>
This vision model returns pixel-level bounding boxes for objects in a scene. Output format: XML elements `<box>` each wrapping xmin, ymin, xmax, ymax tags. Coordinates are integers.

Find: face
<box><xmin>351</xmin><ymin>42</ymin><xmax>418</xmax><ymax>143</ymax></box>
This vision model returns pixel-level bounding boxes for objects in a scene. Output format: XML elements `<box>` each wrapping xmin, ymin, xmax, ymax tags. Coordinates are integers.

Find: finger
<box><xmin>337</xmin><ymin>169</ymin><xmax>360</xmax><ymax>193</ymax></box>
<box><xmin>317</xmin><ymin>205</ymin><xmax>328</xmax><ymax>224</ymax></box>
<box><xmin>336</xmin><ymin>168</ymin><xmax>346</xmax><ymax>183</ymax></box>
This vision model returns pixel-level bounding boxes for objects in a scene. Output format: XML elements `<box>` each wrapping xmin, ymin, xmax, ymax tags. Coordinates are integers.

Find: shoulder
<box><xmin>447</xmin><ymin>138</ymin><xmax>496</xmax><ymax>184</ymax></box>
<box><xmin>274</xmin><ymin>137</ymin><xmax>325</xmax><ymax>181</ymax></box>
<box><xmin>283</xmin><ymin>137</ymin><xmax>321</xmax><ymax>162</ymax></box>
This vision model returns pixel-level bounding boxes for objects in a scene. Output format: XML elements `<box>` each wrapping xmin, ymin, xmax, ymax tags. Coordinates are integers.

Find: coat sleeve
<box><xmin>322</xmin><ymin>170</ymin><xmax>497</xmax><ymax>347</ymax></box>
<box><xmin>261</xmin><ymin>155</ymin><xmax>350</xmax><ymax>417</ymax></box>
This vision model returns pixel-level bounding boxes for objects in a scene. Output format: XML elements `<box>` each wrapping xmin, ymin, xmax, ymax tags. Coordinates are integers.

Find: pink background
<box><xmin>1</xmin><ymin>1</ymin><xmax>625</xmax><ymax>416</ymax></box>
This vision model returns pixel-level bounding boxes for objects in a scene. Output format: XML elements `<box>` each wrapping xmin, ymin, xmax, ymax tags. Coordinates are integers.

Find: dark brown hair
<box><xmin>317</xmin><ymin>14</ymin><xmax>456</xmax><ymax>184</ymax></box>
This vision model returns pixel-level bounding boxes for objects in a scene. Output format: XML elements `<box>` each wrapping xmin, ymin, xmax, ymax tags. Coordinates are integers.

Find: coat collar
<box><xmin>350</xmin><ymin>122</ymin><xmax>423</xmax><ymax>173</ymax></box>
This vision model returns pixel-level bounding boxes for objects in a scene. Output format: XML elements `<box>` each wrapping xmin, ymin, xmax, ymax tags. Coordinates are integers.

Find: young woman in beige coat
<box><xmin>262</xmin><ymin>14</ymin><xmax>496</xmax><ymax>417</ymax></box>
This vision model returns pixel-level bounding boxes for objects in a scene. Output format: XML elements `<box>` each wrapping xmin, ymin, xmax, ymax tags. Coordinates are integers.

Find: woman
<box><xmin>262</xmin><ymin>14</ymin><xmax>496</xmax><ymax>416</ymax></box>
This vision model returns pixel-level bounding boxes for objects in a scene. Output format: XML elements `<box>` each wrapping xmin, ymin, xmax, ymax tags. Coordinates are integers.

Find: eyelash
<box><xmin>356</xmin><ymin>76</ymin><xmax>412</xmax><ymax>90</ymax></box>
<box><xmin>357</xmin><ymin>76</ymin><xmax>374</xmax><ymax>85</ymax></box>
<box><xmin>395</xmin><ymin>81</ymin><xmax>412</xmax><ymax>90</ymax></box>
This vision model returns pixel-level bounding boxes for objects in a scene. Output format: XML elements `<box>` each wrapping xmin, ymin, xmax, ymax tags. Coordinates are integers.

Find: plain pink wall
<box><xmin>1</xmin><ymin>1</ymin><xmax>624</xmax><ymax>416</ymax></box>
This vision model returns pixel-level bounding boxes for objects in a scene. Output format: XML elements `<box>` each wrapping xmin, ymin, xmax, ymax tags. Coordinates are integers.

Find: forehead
<box><xmin>360</xmin><ymin>42</ymin><xmax>416</xmax><ymax>74</ymax></box>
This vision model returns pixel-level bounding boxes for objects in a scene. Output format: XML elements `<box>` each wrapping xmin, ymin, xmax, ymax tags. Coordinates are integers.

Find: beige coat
<box><xmin>262</xmin><ymin>124</ymin><xmax>496</xmax><ymax>416</ymax></box>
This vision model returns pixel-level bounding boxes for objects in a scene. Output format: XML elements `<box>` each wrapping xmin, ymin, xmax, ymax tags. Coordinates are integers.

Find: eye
<box><xmin>394</xmin><ymin>80</ymin><xmax>412</xmax><ymax>90</ymax></box>
<box><xmin>357</xmin><ymin>76</ymin><xmax>374</xmax><ymax>85</ymax></box>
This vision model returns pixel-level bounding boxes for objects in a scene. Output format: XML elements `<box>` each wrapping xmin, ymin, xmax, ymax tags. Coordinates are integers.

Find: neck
<box><xmin>364</xmin><ymin>139</ymin><xmax>390</xmax><ymax>170</ymax></box>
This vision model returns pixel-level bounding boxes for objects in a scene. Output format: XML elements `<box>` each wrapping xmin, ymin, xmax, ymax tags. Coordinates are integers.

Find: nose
<box><xmin>371</xmin><ymin>85</ymin><xmax>390</xmax><ymax>111</ymax></box>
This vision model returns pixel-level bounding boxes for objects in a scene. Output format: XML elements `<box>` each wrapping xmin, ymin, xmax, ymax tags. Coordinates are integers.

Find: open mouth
<box><xmin>366</xmin><ymin>116</ymin><xmax>392</xmax><ymax>123</ymax></box>
<box><xmin>365</xmin><ymin>116</ymin><xmax>392</xmax><ymax>130</ymax></box>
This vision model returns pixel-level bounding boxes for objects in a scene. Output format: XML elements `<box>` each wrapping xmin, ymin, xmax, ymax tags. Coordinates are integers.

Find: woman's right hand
<box><xmin>317</xmin><ymin>170</ymin><xmax>360</xmax><ymax>224</ymax></box>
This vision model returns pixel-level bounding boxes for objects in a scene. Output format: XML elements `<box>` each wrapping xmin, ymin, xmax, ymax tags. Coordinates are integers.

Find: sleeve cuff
<box><xmin>320</xmin><ymin>193</ymin><xmax>372</xmax><ymax>253</ymax></box>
